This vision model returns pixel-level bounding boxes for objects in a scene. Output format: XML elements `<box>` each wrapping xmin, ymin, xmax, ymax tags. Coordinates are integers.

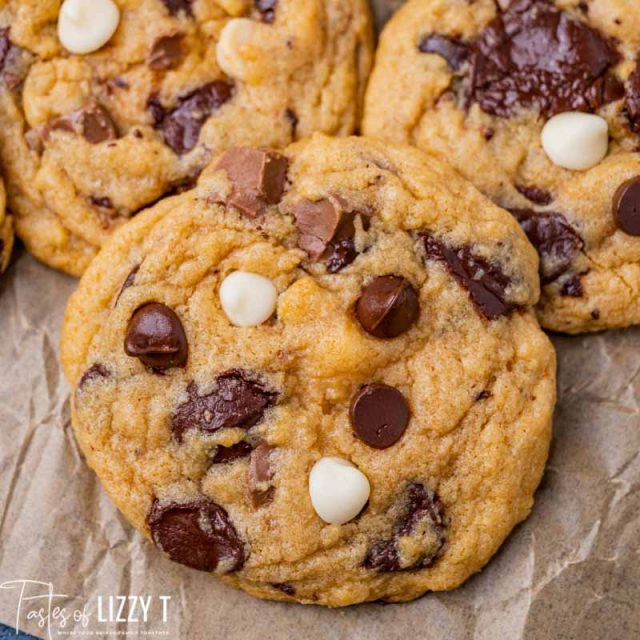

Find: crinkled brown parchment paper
<box><xmin>1</xmin><ymin>2</ymin><xmax>639</xmax><ymax>638</ymax></box>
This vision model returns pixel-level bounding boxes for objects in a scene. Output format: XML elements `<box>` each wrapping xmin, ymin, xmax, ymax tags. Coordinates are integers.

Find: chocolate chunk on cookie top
<box><xmin>613</xmin><ymin>177</ymin><xmax>640</xmax><ymax>236</ymax></box>
<box><xmin>0</xmin><ymin>0</ymin><xmax>373</xmax><ymax>275</ymax></box>
<box><xmin>61</xmin><ymin>135</ymin><xmax>554</xmax><ymax>607</ymax></box>
<box><xmin>364</xmin><ymin>0</ymin><xmax>640</xmax><ymax>333</ymax></box>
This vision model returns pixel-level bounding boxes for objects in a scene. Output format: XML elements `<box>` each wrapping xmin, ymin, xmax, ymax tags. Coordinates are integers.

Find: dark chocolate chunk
<box><xmin>78</xmin><ymin>363</ymin><xmax>111</xmax><ymax>388</ymax></box>
<box><xmin>364</xmin><ymin>483</ymin><xmax>446</xmax><ymax>572</ymax></box>
<box><xmin>256</xmin><ymin>0</ymin><xmax>277</xmax><ymax>23</ymax></box>
<box><xmin>171</xmin><ymin>370</ymin><xmax>277</xmax><ymax>443</ymax></box>
<box><xmin>124</xmin><ymin>302</ymin><xmax>188</xmax><ymax>370</ymax></box>
<box><xmin>294</xmin><ymin>199</ymin><xmax>367</xmax><ymax>273</ymax></box>
<box><xmin>419</xmin><ymin>233</ymin><xmax>516</xmax><ymax>319</ymax></box>
<box><xmin>350</xmin><ymin>384</ymin><xmax>410</xmax><ymax>449</ymax></box>
<box><xmin>356</xmin><ymin>276</ymin><xmax>420</xmax><ymax>339</ymax></box>
<box><xmin>418</xmin><ymin>34</ymin><xmax>469</xmax><ymax>71</ymax></box>
<box><xmin>47</xmin><ymin>101</ymin><xmax>118</xmax><ymax>145</ymax></box>
<box><xmin>149</xmin><ymin>81</ymin><xmax>233</xmax><ymax>155</ymax></box>
<box><xmin>516</xmin><ymin>184</ymin><xmax>553</xmax><ymax>206</ymax></box>
<box><xmin>210</xmin><ymin>441</ymin><xmax>254</xmax><ymax>464</ymax></box>
<box><xmin>625</xmin><ymin>62</ymin><xmax>640</xmax><ymax>133</ymax></box>
<box><xmin>272</xmin><ymin>583</ymin><xmax>295</xmax><ymax>596</ymax></box>
<box><xmin>510</xmin><ymin>209</ymin><xmax>584</xmax><ymax>284</ymax></box>
<box><xmin>612</xmin><ymin>176</ymin><xmax>640</xmax><ymax>236</ymax></box>
<box><xmin>161</xmin><ymin>0</ymin><xmax>194</xmax><ymax>17</ymax></box>
<box><xmin>148</xmin><ymin>34</ymin><xmax>185</xmax><ymax>71</ymax></box>
<box><xmin>469</xmin><ymin>0</ymin><xmax>621</xmax><ymax>117</ymax></box>
<box><xmin>560</xmin><ymin>274</ymin><xmax>585</xmax><ymax>297</ymax></box>
<box><xmin>149</xmin><ymin>499</ymin><xmax>245</xmax><ymax>572</ymax></box>
<box><xmin>248</xmin><ymin>441</ymin><xmax>275</xmax><ymax>507</ymax></box>
<box><xmin>115</xmin><ymin>264</ymin><xmax>141</xmax><ymax>306</ymax></box>
<box><xmin>214</xmin><ymin>148</ymin><xmax>288</xmax><ymax>217</ymax></box>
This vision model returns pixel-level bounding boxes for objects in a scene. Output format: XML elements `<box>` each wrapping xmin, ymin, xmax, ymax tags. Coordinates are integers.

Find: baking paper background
<box><xmin>1</xmin><ymin>2</ymin><xmax>639</xmax><ymax>638</ymax></box>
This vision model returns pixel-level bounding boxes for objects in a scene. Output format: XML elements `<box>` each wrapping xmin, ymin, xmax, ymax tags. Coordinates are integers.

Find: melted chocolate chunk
<box><xmin>350</xmin><ymin>384</ymin><xmax>411</xmax><ymax>449</ymax></box>
<box><xmin>356</xmin><ymin>275</ymin><xmax>420</xmax><ymax>339</ymax></box>
<box><xmin>510</xmin><ymin>209</ymin><xmax>584</xmax><ymax>284</ymax></box>
<box><xmin>78</xmin><ymin>363</ymin><xmax>111</xmax><ymax>388</ymax></box>
<box><xmin>470</xmin><ymin>0</ymin><xmax>621</xmax><ymax>117</ymax></box>
<box><xmin>149</xmin><ymin>81</ymin><xmax>233</xmax><ymax>155</ymax></box>
<box><xmin>419</xmin><ymin>233</ymin><xmax>516</xmax><ymax>319</ymax></box>
<box><xmin>626</xmin><ymin>63</ymin><xmax>640</xmax><ymax>132</ymax></box>
<box><xmin>124</xmin><ymin>302</ymin><xmax>188</xmax><ymax>370</ymax></box>
<box><xmin>149</xmin><ymin>499</ymin><xmax>245</xmax><ymax>572</ymax></box>
<box><xmin>560</xmin><ymin>273</ymin><xmax>585</xmax><ymax>297</ymax></box>
<box><xmin>613</xmin><ymin>176</ymin><xmax>640</xmax><ymax>236</ymax></box>
<box><xmin>171</xmin><ymin>370</ymin><xmax>277</xmax><ymax>443</ymax></box>
<box><xmin>516</xmin><ymin>184</ymin><xmax>553</xmax><ymax>206</ymax></box>
<box><xmin>256</xmin><ymin>0</ymin><xmax>277</xmax><ymax>23</ymax></box>
<box><xmin>364</xmin><ymin>483</ymin><xmax>446</xmax><ymax>572</ymax></box>
<box><xmin>248</xmin><ymin>442</ymin><xmax>275</xmax><ymax>507</ymax></box>
<box><xmin>419</xmin><ymin>34</ymin><xmax>469</xmax><ymax>71</ymax></box>
<box><xmin>161</xmin><ymin>0</ymin><xmax>194</xmax><ymax>16</ymax></box>
<box><xmin>47</xmin><ymin>101</ymin><xmax>118</xmax><ymax>145</ymax></box>
<box><xmin>210</xmin><ymin>441</ymin><xmax>254</xmax><ymax>464</ymax></box>
<box><xmin>149</xmin><ymin>34</ymin><xmax>185</xmax><ymax>71</ymax></box>
<box><xmin>115</xmin><ymin>264</ymin><xmax>141</xmax><ymax>306</ymax></box>
<box><xmin>294</xmin><ymin>199</ymin><xmax>367</xmax><ymax>273</ymax></box>
<box><xmin>214</xmin><ymin>148</ymin><xmax>288</xmax><ymax>218</ymax></box>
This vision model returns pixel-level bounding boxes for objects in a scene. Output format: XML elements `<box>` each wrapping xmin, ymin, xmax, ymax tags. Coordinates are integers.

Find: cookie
<box><xmin>0</xmin><ymin>177</ymin><xmax>13</xmax><ymax>275</ymax></box>
<box><xmin>364</xmin><ymin>0</ymin><xmax>640</xmax><ymax>334</ymax></box>
<box><xmin>0</xmin><ymin>0</ymin><xmax>373</xmax><ymax>276</ymax></box>
<box><xmin>61</xmin><ymin>134</ymin><xmax>555</xmax><ymax>606</ymax></box>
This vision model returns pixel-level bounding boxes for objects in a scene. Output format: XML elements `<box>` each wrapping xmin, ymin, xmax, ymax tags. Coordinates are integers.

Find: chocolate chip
<box><xmin>272</xmin><ymin>583</ymin><xmax>295</xmax><ymax>596</ymax></box>
<box><xmin>0</xmin><ymin>28</ymin><xmax>31</xmax><ymax>90</ymax></box>
<box><xmin>124</xmin><ymin>302</ymin><xmax>188</xmax><ymax>370</ymax></box>
<box><xmin>419</xmin><ymin>233</ymin><xmax>516</xmax><ymax>319</ymax></box>
<box><xmin>149</xmin><ymin>81</ymin><xmax>233</xmax><ymax>155</ymax></box>
<box><xmin>161</xmin><ymin>0</ymin><xmax>194</xmax><ymax>16</ymax></box>
<box><xmin>248</xmin><ymin>441</ymin><xmax>275</xmax><ymax>507</ymax></box>
<box><xmin>470</xmin><ymin>0</ymin><xmax>621</xmax><ymax>117</ymax></box>
<box><xmin>560</xmin><ymin>274</ymin><xmax>585</xmax><ymax>297</ymax></box>
<box><xmin>148</xmin><ymin>34</ymin><xmax>184</xmax><ymax>71</ymax></box>
<box><xmin>90</xmin><ymin>196</ymin><xmax>113</xmax><ymax>209</ymax></box>
<box><xmin>149</xmin><ymin>499</ymin><xmax>245</xmax><ymax>573</ymax></box>
<box><xmin>418</xmin><ymin>34</ymin><xmax>469</xmax><ymax>71</ymax></box>
<box><xmin>475</xmin><ymin>390</ymin><xmax>491</xmax><ymax>401</ymax></box>
<box><xmin>294</xmin><ymin>199</ymin><xmax>367</xmax><ymax>273</ymax></box>
<box><xmin>613</xmin><ymin>176</ymin><xmax>640</xmax><ymax>236</ymax></box>
<box><xmin>171</xmin><ymin>370</ymin><xmax>277</xmax><ymax>443</ymax></box>
<box><xmin>48</xmin><ymin>101</ymin><xmax>118</xmax><ymax>145</ymax></box>
<box><xmin>516</xmin><ymin>185</ymin><xmax>553</xmax><ymax>206</ymax></box>
<box><xmin>591</xmin><ymin>308</ymin><xmax>601</xmax><ymax>320</ymax></box>
<box><xmin>356</xmin><ymin>276</ymin><xmax>420</xmax><ymax>339</ymax></box>
<box><xmin>214</xmin><ymin>148</ymin><xmax>288</xmax><ymax>218</ymax></box>
<box><xmin>625</xmin><ymin>62</ymin><xmax>640</xmax><ymax>133</ymax></box>
<box><xmin>210</xmin><ymin>441</ymin><xmax>254</xmax><ymax>464</ymax></box>
<box><xmin>78</xmin><ymin>363</ymin><xmax>111</xmax><ymax>388</ymax></box>
<box><xmin>364</xmin><ymin>483</ymin><xmax>446</xmax><ymax>572</ymax></box>
<box><xmin>350</xmin><ymin>384</ymin><xmax>410</xmax><ymax>449</ymax></box>
<box><xmin>256</xmin><ymin>0</ymin><xmax>277</xmax><ymax>23</ymax></box>
<box><xmin>115</xmin><ymin>264</ymin><xmax>141</xmax><ymax>306</ymax></box>
<box><xmin>285</xmin><ymin>109</ymin><xmax>298</xmax><ymax>137</ymax></box>
<box><xmin>510</xmin><ymin>209</ymin><xmax>584</xmax><ymax>284</ymax></box>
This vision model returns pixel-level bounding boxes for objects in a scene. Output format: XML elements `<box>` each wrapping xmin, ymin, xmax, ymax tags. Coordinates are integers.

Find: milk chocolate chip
<box><xmin>210</xmin><ymin>441</ymin><xmax>254</xmax><ymax>465</ymax></box>
<box><xmin>418</xmin><ymin>34</ymin><xmax>469</xmax><ymax>71</ymax></box>
<box><xmin>48</xmin><ymin>101</ymin><xmax>118</xmax><ymax>144</ymax></box>
<box><xmin>248</xmin><ymin>442</ymin><xmax>275</xmax><ymax>507</ymax></box>
<box><xmin>148</xmin><ymin>34</ymin><xmax>184</xmax><ymax>70</ymax></box>
<box><xmin>172</xmin><ymin>370</ymin><xmax>277</xmax><ymax>443</ymax></box>
<box><xmin>613</xmin><ymin>177</ymin><xmax>640</xmax><ymax>236</ymax></box>
<box><xmin>124</xmin><ymin>302</ymin><xmax>188</xmax><ymax>370</ymax></box>
<box><xmin>215</xmin><ymin>148</ymin><xmax>288</xmax><ymax>217</ymax></box>
<box><xmin>149</xmin><ymin>499</ymin><xmax>245</xmax><ymax>573</ymax></box>
<box><xmin>350</xmin><ymin>384</ymin><xmax>410</xmax><ymax>449</ymax></box>
<box><xmin>470</xmin><ymin>0</ymin><xmax>621</xmax><ymax>117</ymax></box>
<box><xmin>149</xmin><ymin>81</ymin><xmax>233</xmax><ymax>155</ymax></box>
<box><xmin>356</xmin><ymin>276</ymin><xmax>420</xmax><ymax>339</ymax></box>
<box><xmin>364</xmin><ymin>483</ymin><xmax>446</xmax><ymax>572</ymax></box>
<box><xmin>420</xmin><ymin>233</ymin><xmax>516</xmax><ymax>319</ymax></box>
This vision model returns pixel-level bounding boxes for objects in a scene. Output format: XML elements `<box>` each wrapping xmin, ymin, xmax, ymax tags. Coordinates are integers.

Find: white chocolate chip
<box><xmin>58</xmin><ymin>0</ymin><xmax>120</xmax><ymax>55</ymax></box>
<box><xmin>216</xmin><ymin>18</ymin><xmax>257</xmax><ymax>82</ymax></box>
<box><xmin>541</xmin><ymin>112</ymin><xmax>609</xmax><ymax>171</ymax></box>
<box><xmin>309</xmin><ymin>457</ymin><xmax>371</xmax><ymax>525</ymax></box>
<box><xmin>219</xmin><ymin>271</ymin><xmax>278</xmax><ymax>327</ymax></box>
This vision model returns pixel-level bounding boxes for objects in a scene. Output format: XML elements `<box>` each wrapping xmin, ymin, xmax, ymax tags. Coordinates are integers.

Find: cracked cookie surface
<box><xmin>364</xmin><ymin>0</ymin><xmax>640</xmax><ymax>333</ymax></box>
<box><xmin>61</xmin><ymin>134</ymin><xmax>555</xmax><ymax>606</ymax></box>
<box><xmin>0</xmin><ymin>0</ymin><xmax>372</xmax><ymax>275</ymax></box>
<box><xmin>0</xmin><ymin>177</ymin><xmax>13</xmax><ymax>275</ymax></box>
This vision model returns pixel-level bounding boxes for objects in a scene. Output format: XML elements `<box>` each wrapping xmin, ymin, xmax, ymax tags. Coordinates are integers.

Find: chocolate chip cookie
<box><xmin>61</xmin><ymin>134</ymin><xmax>555</xmax><ymax>606</ymax></box>
<box><xmin>364</xmin><ymin>0</ymin><xmax>640</xmax><ymax>333</ymax></box>
<box><xmin>0</xmin><ymin>176</ymin><xmax>13</xmax><ymax>275</ymax></box>
<box><xmin>0</xmin><ymin>0</ymin><xmax>373</xmax><ymax>276</ymax></box>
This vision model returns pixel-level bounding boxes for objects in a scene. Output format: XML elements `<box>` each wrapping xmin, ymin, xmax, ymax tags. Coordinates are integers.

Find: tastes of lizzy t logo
<box><xmin>0</xmin><ymin>579</ymin><xmax>172</xmax><ymax>638</ymax></box>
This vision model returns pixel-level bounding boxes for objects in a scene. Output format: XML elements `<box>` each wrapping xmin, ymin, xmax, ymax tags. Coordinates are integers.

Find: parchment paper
<box><xmin>1</xmin><ymin>2</ymin><xmax>639</xmax><ymax>638</ymax></box>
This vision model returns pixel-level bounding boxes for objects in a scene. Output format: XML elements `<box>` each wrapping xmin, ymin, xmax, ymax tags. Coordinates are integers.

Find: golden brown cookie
<box><xmin>0</xmin><ymin>176</ymin><xmax>13</xmax><ymax>275</ymax></box>
<box><xmin>0</xmin><ymin>0</ymin><xmax>373</xmax><ymax>275</ymax></box>
<box><xmin>364</xmin><ymin>0</ymin><xmax>640</xmax><ymax>333</ymax></box>
<box><xmin>61</xmin><ymin>134</ymin><xmax>555</xmax><ymax>606</ymax></box>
